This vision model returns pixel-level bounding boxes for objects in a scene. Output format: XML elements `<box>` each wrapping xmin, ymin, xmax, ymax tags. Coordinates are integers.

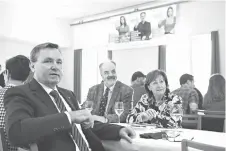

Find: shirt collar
<box><xmin>104</xmin><ymin>81</ymin><xmax>117</xmax><ymax>92</ymax></box>
<box><xmin>37</xmin><ymin>81</ymin><xmax>58</xmax><ymax>94</ymax></box>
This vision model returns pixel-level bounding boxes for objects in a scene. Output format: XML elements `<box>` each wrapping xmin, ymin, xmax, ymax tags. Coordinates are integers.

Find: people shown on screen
<box><xmin>127</xmin><ymin>70</ymin><xmax>183</xmax><ymax>128</ymax></box>
<box><xmin>134</xmin><ymin>12</ymin><xmax>151</xmax><ymax>40</ymax></box>
<box><xmin>158</xmin><ymin>6</ymin><xmax>176</xmax><ymax>34</ymax></box>
<box><xmin>116</xmin><ymin>16</ymin><xmax>130</xmax><ymax>42</ymax></box>
<box><xmin>203</xmin><ymin>74</ymin><xmax>225</xmax><ymax>111</ymax></box>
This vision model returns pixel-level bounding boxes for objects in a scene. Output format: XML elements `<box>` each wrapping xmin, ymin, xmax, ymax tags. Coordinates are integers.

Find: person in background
<box><xmin>131</xmin><ymin>71</ymin><xmax>146</xmax><ymax>107</ymax></box>
<box><xmin>0</xmin><ymin>55</ymin><xmax>31</xmax><ymax>151</ymax></box>
<box><xmin>3</xmin><ymin>43</ymin><xmax>135</xmax><ymax>151</ymax></box>
<box><xmin>116</xmin><ymin>16</ymin><xmax>130</xmax><ymax>42</ymax></box>
<box><xmin>203</xmin><ymin>74</ymin><xmax>225</xmax><ymax>111</ymax></box>
<box><xmin>86</xmin><ymin>60</ymin><xmax>133</xmax><ymax>123</ymax></box>
<box><xmin>172</xmin><ymin>74</ymin><xmax>199</xmax><ymax>114</ymax></box>
<box><xmin>158</xmin><ymin>6</ymin><xmax>176</xmax><ymax>34</ymax></box>
<box><xmin>202</xmin><ymin>74</ymin><xmax>225</xmax><ymax>132</ymax></box>
<box><xmin>134</xmin><ymin>12</ymin><xmax>151</xmax><ymax>40</ymax></box>
<box><xmin>127</xmin><ymin>70</ymin><xmax>183</xmax><ymax>128</ymax></box>
<box><xmin>194</xmin><ymin>87</ymin><xmax>203</xmax><ymax>109</ymax></box>
<box><xmin>0</xmin><ymin>64</ymin><xmax>5</xmax><ymax>88</ymax></box>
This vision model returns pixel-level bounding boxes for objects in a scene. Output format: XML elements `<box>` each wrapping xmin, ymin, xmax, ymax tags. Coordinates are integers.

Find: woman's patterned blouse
<box><xmin>127</xmin><ymin>92</ymin><xmax>183</xmax><ymax>128</ymax></box>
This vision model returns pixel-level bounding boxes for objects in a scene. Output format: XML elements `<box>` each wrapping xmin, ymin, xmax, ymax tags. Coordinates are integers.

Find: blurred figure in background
<box><xmin>116</xmin><ymin>16</ymin><xmax>130</xmax><ymax>43</ymax></box>
<box><xmin>172</xmin><ymin>74</ymin><xmax>199</xmax><ymax>114</ymax></box>
<box><xmin>127</xmin><ymin>70</ymin><xmax>183</xmax><ymax>128</ymax></box>
<box><xmin>203</xmin><ymin>74</ymin><xmax>225</xmax><ymax>111</ymax></box>
<box><xmin>158</xmin><ymin>6</ymin><xmax>176</xmax><ymax>34</ymax></box>
<box><xmin>131</xmin><ymin>71</ymin><xmax>146</xmax><ymax>107</ymax></box>
<box><xmin>202</xmin><ymin>74</ymin><xmax>225</xmax><ymax>132</ymax></box>
<box><xmin>0</xmin><ymin>64</ymin><xmax>5</xmax><ymax>88</ymax></box>
<box><xmin>0</xmin><ymin>55</ymin><xmax>30</xmax><ymax>151</ymax></box>
<box><xmin>194</xmin><ymin>87</ymin><xmax>203</xmax><ymax>109</ymax></box>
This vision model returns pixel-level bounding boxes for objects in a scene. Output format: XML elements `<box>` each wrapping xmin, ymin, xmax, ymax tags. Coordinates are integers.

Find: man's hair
<box><xmin>180</xmin><ymin>74</ymin><xmax>194</xmax><ymax>85</ymax></box>
<box><xmin>140</xmin><ymin>12</ymin><xmax>146</xmax><ymax>16</ymax></box>
<box><xmin>30</xmin><ymin>42</ymin><xmax>59</xmax><ymax>63</ymax></box>
<box><xmin>99</xmin><ymin>60</ymin><xmax>116</xmax><ymax>70</ymax></box>
<box><xmin>131</xmin><ymin>71</ymin><xmax>145</xmax><ymax>82</ymax></box>
<box><xmin>6</xmin><ymin>55</ymin><xmax>31</xmax><ymax>81</ymax></box>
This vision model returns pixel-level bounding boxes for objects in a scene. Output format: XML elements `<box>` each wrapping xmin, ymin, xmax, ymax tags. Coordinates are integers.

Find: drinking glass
<box><xmin>170</xmin><ymin>106</ymin><xmax>183</xmax><ymax>128</ymax></box>
<box><xmin>114</xmin><ymin>102</ymin><xmax>124</xmax><ymax>123</ymax></box>
<box><xmin>83</xmin><ymin>101</ymin><xmax>93</xmax><ymax>112</ymax></box>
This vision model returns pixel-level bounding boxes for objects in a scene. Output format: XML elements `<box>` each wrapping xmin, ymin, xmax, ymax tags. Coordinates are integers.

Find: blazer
<box><xmin>4</xmin><ymin>79</ymin><xmax>122</xmax><ymax>151</ymax></box>
<box><xmin>86</xmin><ymin>81</ymin><xmax>133</xmax><ymax>123</ymax></box>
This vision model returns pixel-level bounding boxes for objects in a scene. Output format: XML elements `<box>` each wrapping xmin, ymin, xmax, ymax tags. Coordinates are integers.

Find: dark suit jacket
<box><xmin>4</xmin><ymin>79</ymin><xmax>122</xmax><ymax>151</ymax></box>
<box><xmin>86</xmin><ymin>81</ymin><xmax>133</xmax><ymax>123</ymax></box>
<box><xmin>134</xmin><ymin>21</ymin><xmax>151</xmax><ymax>40</ymax></box>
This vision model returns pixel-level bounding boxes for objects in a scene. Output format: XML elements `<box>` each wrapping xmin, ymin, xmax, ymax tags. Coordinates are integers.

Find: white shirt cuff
<box><xmin>65</xmin><ymin>111</ymin><xmax>72</xmax><ymax>124</ymax></box>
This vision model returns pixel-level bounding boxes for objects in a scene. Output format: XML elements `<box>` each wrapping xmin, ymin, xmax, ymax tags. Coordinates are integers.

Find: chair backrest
<box><xmin>0</xmin><ymin>128</ymin><xmax>8</xmax><ymax>151</ymax></box>
<box><xmin>182</xmin><ymin>114</ymin><xmax>201</xmax><ymax>130</ymax></box>
<box><xmin>181</xmin><ymin>139</ymin><xmax>225</xmax><ymax>151</ymax></box>
<box><xmin>198</xmin><ymin>110</ymin><xmax>225</xmax><ymax>132</ymax></box>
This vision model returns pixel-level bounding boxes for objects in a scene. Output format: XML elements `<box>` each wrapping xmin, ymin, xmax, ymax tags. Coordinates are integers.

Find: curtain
<box><xmin>108</xmin><ymin>50</ymin><xmax>112</xmax><ymax>60</ymax></box>
<box><xmin>211</xmin><ymin>31</ymin><xmax>220</xmax><ymax>74</ymax></box>
<box><xmin>158</xmin><ymin>45</ymin><xmax>166</xmax><ymax>71</ymax></box>
<box><xmin>74</xmin><ymin>49</ymin><xmax>82</xmax><ymax>103</ymax></box>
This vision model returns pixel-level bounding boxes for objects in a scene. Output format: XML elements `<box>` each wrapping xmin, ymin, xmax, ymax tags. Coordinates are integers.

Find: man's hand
<box><xmin>119</xmin><ymin>126</ymin><xmax>136</xmax><ymax>143</ymax></box>
<box><xmin>142</xmin><ymin>36</ymin><xmax>146</xmax><ymax>40</ymax></box>
<box><xmin>69</xmin><ymin>110</ymin><xmax>92</xmax><ymax>123</ymax></box>
<box><xmin>92</xmin><ymin>115</ymin><xmax>107</xmax><ymax>123</ymax></box>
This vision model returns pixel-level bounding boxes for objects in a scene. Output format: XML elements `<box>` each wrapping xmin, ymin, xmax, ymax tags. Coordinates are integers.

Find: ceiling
<box><xmin>0</xmin><ymin>0</ymin><xmax>153</xmax><ymax>20</ymax></box>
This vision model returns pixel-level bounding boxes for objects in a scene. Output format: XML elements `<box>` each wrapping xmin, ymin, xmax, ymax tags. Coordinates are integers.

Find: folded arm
<box><xmin>4</xmin><ymin>88</ymin><xmax>72</xmax><ymax>147</ymax></box>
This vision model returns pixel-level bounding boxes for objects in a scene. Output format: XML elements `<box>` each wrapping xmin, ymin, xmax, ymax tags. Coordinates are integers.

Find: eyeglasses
<box><xmin>162</xmin><ymin>132</ymin><xmax>181</xmax><ymax>142</ymax></box>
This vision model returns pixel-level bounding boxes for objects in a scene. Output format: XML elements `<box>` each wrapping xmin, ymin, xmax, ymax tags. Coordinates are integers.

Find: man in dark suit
<box><xmin>134</xmin><ymin>12</ymin><xmax>151</xmax><ymax>40</ymax></box>
<box><xmin>4</xmin><ymin>43</ymin><xmax>135</xmax><ymax>151</ymax></box>
<box><xmin>86</xmin><ymin>61</ymin><xmax>133</xmax><ymax>123</ymax></box>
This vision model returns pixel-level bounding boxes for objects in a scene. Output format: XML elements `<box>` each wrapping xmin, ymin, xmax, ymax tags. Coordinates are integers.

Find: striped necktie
<box><xmin>50</xmin><ymin>90</ymin><xmax>89</xmax><ymax>151</ymax></box>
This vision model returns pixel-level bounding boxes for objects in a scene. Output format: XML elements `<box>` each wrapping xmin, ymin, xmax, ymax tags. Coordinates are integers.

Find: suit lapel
<box><xmin>57</xmin><ymin>87</ymin><xmax>78</xmax><ymax>111</ymax></box>
<box><xmin>107</xmin><ymin>81</ymin><xmax>121</xmax><ymax>113</ymax></box>
<box><xmin>29</xmin><ymin>79</ymin><xmax>59</xmax><ymax>113</ymax></box>
<box><xmin>94</xmin><ymin>83</ymin><xmax>104</xmax><ymax>113</ymax></box>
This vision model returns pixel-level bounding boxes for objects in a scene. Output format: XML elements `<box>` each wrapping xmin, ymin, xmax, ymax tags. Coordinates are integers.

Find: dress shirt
<box><xmin>37</xmin><ymin>81</ymin><xmax>89</xmax><ymax>150</ymax></box>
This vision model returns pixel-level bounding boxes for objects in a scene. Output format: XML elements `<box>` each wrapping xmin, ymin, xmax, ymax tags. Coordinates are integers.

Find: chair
<box><xmin>197</xmin><ymin>110</ymin><xmax>225</xmax><ymax>132</ymax></box>
<box><xmin>182</xmin><ymin>114</ymin><xmax>201</xmax><ymax>129</ymax></box>
<box><xmin>0</xmin><ymin>127</ymin><xmax>38</xmax><ymax>151</ymax></box>
<box><xmin>181</xmin><ymin>139</ymin><xmax>225</xmax><ymax>151</ymax></box>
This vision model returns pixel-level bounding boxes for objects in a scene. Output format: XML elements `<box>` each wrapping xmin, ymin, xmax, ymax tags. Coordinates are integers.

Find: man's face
<box><xmin>140</xmin><ymin>13</ymin><xmax>146</xmax><ymax>22</ymax></box>
<box><xmin>187</xmin><ymin>80</ymin><xmax>195</xmax><ymax>89</ymax></box>
<box><xmin>100</xmin><ymin>62</ymin><xmax>117</xmax><ymax>88</ymax></box>
<box><xmin>32</xmin><ymin>48</ymin><xmax>63</xmax><ymax>88</ymax></box>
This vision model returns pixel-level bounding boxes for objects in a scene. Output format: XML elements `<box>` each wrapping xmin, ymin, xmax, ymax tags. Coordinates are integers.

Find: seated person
<box><xmin>130</xmin><ymin>71</ymin><xmax>146</xmax><ymax>107</ymax></box>
<box><xmin>172</xmin><ymin>74</ymin><xmax>199</xmax><ymax>114</ymax></box>
<box><xmin>86</xmin><ymin>60</ymin><xmax>133</xmax><ymax>123</ymax></box>
<box><xmin>203</xmin><ymin>74</ymin><xmax>225</xmax><ymax>111</ymax></box>
<box><xmin>134</xmin><ymin>12</ymin><xmax>151</xmax><ymax>40</ymax></box>
<box><xmin>202</xmin><ymin>74</ymin><xmax>225</xmax><ymax>132</ymax></box>
<box><xmin>158</xmin><ymin>6</ymin><xmax>176</xmax><ymax>34</ymax></box>
<box><xmin>116</xmin><ymin>16</ymin><xmax>130</xmax><ymax>42</ymax></box>
<box><xmin>127</xmin><ymin>70</ymin><xmax>183</xmax><ymax>128</ymax></box>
